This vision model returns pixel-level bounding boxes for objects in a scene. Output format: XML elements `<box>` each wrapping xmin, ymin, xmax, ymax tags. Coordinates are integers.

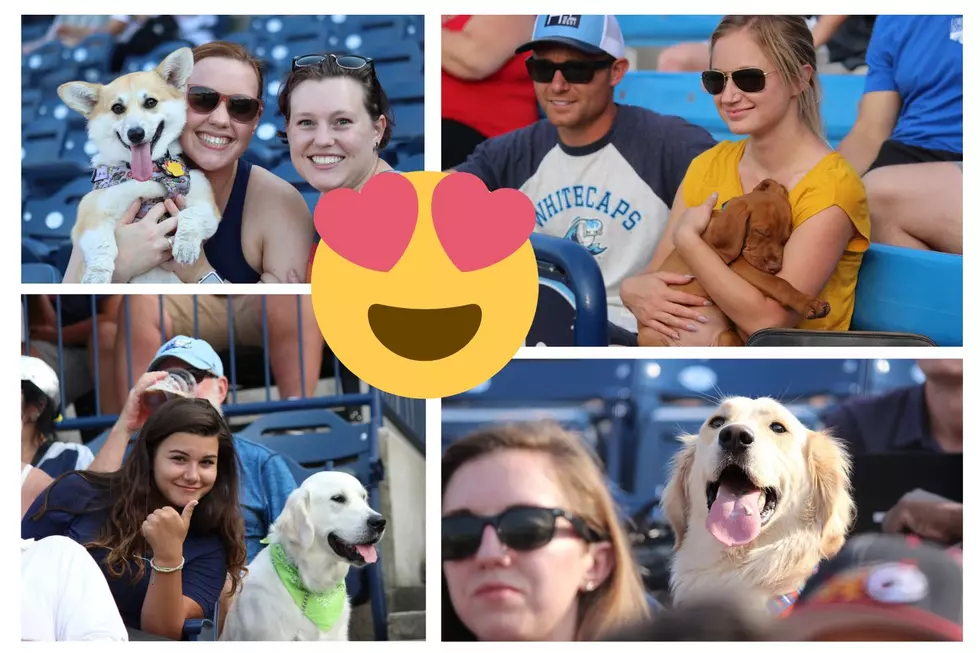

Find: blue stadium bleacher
<box><xmin>616</xmin><ymin>15</ymin><xmax>723</xmax><ymax>47</ymax></box>
<box><xmin>614</xmin><ymin>71</ymin><xmax>863</xmax><ymax>148</ymax></box>
<box><xmin>22</xmin><ymin>15</ymin><xmax>425</xmax><ymax>277</ymax></box>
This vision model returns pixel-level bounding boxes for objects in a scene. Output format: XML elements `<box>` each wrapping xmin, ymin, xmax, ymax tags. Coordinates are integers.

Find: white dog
<box><xmin>58</xmin><ymin>47</ymin><xmax>221</xmax><ymax>283</ymax></box>
<box><xmin>661</xmin><ymin>397</ymin><xmax>854</xmax><ymax>615</ymax></box>
<box><xmin>220</xmin><ymin>472</ymin><xmax>387</xmax><ymax>641</ymax></box>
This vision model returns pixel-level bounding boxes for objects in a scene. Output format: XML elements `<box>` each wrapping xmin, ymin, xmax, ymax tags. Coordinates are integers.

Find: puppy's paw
<box><xmin>171</xmin><ymin>234</ymin><xmax>202</xmax><ymax>266</ymax></box>
<box><xmin>82</xmin><ymin>267</ymin><xmax>113</xmax><ymax>284</ymax></box>
<box><xmin>805</xmin><ymin>299</ymin><xmax>831</xmax><ymax>319</ymax></box>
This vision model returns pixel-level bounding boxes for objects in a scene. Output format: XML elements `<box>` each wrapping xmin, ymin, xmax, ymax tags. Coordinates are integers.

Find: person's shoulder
<box><xmin>46</xmin><ymin>471</ymin><xmax>100</xmax><ymax>503</ymax></box>
<box><xmin>246</xmin><ymin>164</ymin><xmax>311</xmax><ymax>216</ymax></box>
<box><xmin>232</xmin><ymin>433</ymin><xmax>279</xmax><ymax>461</ymax></box>
<box><xmin>685</xmin><ymin>140</ymin><xmax>742</xmax><ymax>179</ymax></box>
<box><xmin>803</xmin><ymin>152</ymin><xmax>867</xmax><ymax>202</ymax></box>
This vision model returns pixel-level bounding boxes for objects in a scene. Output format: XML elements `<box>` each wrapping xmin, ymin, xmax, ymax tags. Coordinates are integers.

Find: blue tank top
<box><xmin>203</xmin><ymin>158</ymin><xmax>261</xmax><ymax>283</ymax></box>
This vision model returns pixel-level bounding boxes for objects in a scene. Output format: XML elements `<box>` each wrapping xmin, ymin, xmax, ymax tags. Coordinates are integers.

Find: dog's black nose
<box><xmin>127</xmin><ymin>127</ymin><xmax>146</xmax><ymax>144</ymax></box>
<box><xmin>719</xmin><ymin>425</ymin><xmax>754</xmax><ymax>454</ymax></box>
<box><xmin>368</xmin><ymin>515</ymin><xmax>387</xmax><ymax>532</ymax></box>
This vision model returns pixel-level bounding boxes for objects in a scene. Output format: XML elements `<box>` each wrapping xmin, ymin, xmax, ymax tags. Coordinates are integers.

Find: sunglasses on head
<box><xmin>442</xmin><ymin>505</ymin><xmax>606</xmax><ymax>561</ymax></box>
<box><xmin>701</xmin><ymin>68</ymin><xmax>772</xmax><ymax>95</ymax></box>
<box><xmin>525</xmin><ymin>56</ymin><xmax>615</xmax><ymax>84</ymax></box>
<box><xmin>186</xmin><ymin>86</ymin><xmax>262</xmax><ymax>123</ymax></box>
<box><xmin>292</xmin><ymin>52</ymin><xmax>375</xmax><ymax>73</ymax></box>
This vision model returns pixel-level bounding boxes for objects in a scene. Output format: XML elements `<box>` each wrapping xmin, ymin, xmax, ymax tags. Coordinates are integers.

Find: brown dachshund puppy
<box><xmin>639</xmin><ymin>179</ymin><xmax>831</xmax><ymax>347</ymax></box>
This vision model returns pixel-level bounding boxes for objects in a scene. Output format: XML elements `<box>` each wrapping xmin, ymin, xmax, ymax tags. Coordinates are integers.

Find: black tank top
<box><xmin>203</xmin><ymin>158</ymin><xmax>261</xmax><ymax>283</ymax></box>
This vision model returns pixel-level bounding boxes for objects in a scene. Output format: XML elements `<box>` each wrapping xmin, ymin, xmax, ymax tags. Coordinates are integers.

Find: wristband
<box><xmin>150</xmin><ymin>557</ymin><xmax>185</xmax><ymax>573</ymax></box>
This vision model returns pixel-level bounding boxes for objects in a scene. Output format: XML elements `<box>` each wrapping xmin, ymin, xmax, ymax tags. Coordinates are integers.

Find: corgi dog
<box><xmin>58</xmin><ymin>47</ymin><xmax>221</xmax><ymax>283</ymax></box>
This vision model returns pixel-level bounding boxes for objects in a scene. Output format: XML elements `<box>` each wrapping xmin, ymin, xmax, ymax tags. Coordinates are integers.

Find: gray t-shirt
<box><xmin>456</xmin><ymin>104</ymin><xmax>715</xmax><ymax>331</ymax></box>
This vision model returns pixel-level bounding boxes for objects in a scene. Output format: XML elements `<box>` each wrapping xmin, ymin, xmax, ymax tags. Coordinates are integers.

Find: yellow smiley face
<box><xmin>310</xmin><ymin>171</ymin><xmax>539</xmax><ymax>399</ymax></box>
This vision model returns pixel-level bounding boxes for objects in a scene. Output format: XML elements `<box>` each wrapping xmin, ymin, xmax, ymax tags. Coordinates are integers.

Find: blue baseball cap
<box><xmin>516</xmin><ymin>15</ymin><xmax>626</xmax><ymax>59</ymax></box>
<box><xmin>148</xmin><ymin>336</ymin><xmax>224</xmax><ymax>377</ymax></box>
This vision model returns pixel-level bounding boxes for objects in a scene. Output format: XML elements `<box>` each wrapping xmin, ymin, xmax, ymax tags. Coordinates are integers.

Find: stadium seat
<box><xmin>122</xmin><ymin>40</ymin><xmax>194</xmax><ymax>73</ymax></box>
<box><xmin>22</xmin><ymin>87</ymin><xmax>41</xmax><ymax>125</ymax></box>
<box><xmin>371</xmin><ymin>43</ymin><xmax>424</xmax><ymax>86</ymax></box>
<box><xmin>528</xmin><ymin>233</ymin><xmax>609</xmax><ymax>346</ymax></box>
<box><xmin>614</xmin><ymin>72</ymin><xmax>862</xmax><ymax>148</ymax></box>
<box><xmin>616</xmin><ymin>15</ymin><xmax>722</xmax><ymax>47</ymax></box>
<box><xmin>23</xmin><ymin>174</ymin><xmax>91</xmax><ymax>243</ymax></box>
<box><xmin>70</xmin><ymin>32</ymin><xmax>114</xmax><ymax>82</ymax></box>
<box><xmin>22</xmin><ymin>263</ymin><xmax>62</xmax><ymax>283</ymax></box>
<box><xmin>329</xmin><ymin>14</ymin><xmax>415</xmax><ymax>49</ymax></box>
<box><xmin>182</xmin><ymin>599</ymin><xmax>220</xmax><ymax>641</ymax></box>
<box><xmin>22</xmin><ymin>39</ymin><xmax>69</xmax><ymax>88</ymax></box>
<box><xmin>22</xmin><ymin>118</ymin><xmax>88</xmax><ymax>182</ymax></box>
<box><xmin>746</xmin><ymin>244</ymin><xmax>959</xmax><ymax>347</ymax></box>
<box><xmin>394</xmin><ymin>152</ymin><xmax>423</xmax><ymax>172</ymax></box>
<box><xmin>390</xmin><ymin>102</ymin><xmax>423</xmax><ymax>141</ymax></box>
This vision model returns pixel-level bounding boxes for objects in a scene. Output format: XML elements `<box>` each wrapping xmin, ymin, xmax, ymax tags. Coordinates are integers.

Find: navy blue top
<box><xmin>22</xmin><ymin>473</ymin><xmax>228</xmax><ymax>629</ymax></box>
<box><xmin>822</xmin><ymin>384</ymin><xmax>934</xmax><ymax>454</ymax></box>
<box><xmin>203</xmin><ymin>158</ymin><xmax>261</xmax><ymax>284</ymax></box>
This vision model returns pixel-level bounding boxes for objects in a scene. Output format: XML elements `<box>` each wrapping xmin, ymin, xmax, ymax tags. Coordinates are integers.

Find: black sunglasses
<box><xmin>701</xmin><ymin>68</ymin><xmax>772</xmax><ymax>95</ymax></box>
<box><xmin>292</xmin><ymin>52</ymin><xmax>375</xmax><ymax>73</ymax></box>
<box><xmin>442</xmin><ymin>505</ymin><xmax>606</xmax><ymax>561</ymax></box>
<box><xmin>186</xmin><ymin>85</ymin><xmax>262</xmax><ymax>123</ymax></box>
<box><xmin>525</xmin><ymin>56</ymin><xmax>615</xmax><ymax>84</ymax></box>
<box><xmin>160</xmin><ymin>366</ymin><xmax>215</xmax><ymax>384</ymax></box>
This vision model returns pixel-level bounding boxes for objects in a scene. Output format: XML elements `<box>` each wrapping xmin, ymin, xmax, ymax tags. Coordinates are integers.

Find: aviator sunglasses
<box><xmin>187</xmin><ymin>86</ymin><xmax>262</xmax><ymax>123</ymax></box>
<box><xmin>442</xmin><ymin>505</ymin><xmax>606</xmax><ymax>561</ymax></box>
<box><xmin>701</xmin><ymin>67</ymin><xmax>772</xmax><ymax>95</ymax></box>
<box><xmin>525</xmin><ymin>56</ymin><xmax>615</xmax><ymax>84</ymax></box>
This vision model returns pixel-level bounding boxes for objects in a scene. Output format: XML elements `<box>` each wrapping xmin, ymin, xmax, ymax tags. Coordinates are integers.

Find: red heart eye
<box><xmin>431</xmin><ymin>173</ymin><xmax>535</xmax><ymax>272</ymax></box>
<box><xmin>313</xmin><ymin>173</ymin><xmax>419</xmax><ymax>272</ymax></box>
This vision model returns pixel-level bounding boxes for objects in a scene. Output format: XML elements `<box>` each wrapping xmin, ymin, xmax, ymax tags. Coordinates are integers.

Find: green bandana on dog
<box><xmin>265</xmin><ymin>541</ymin><xmax>346</xmax><ymax>631</ymax></box>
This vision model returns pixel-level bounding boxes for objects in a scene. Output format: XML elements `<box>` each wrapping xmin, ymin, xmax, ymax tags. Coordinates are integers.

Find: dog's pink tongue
<box><xmin>355</xmin><ymin>544</ymin><xmax>377</xmax><ymax>563</ymax></box>
<box><xmin>706</xmin><ymin>484</ymin><xmax>763</xmax><ymax>547</ymax></box>
<box><xmin>131</xmin><ymin>143</ymin><xmax>153</xmax><ymax>182</ymax></box>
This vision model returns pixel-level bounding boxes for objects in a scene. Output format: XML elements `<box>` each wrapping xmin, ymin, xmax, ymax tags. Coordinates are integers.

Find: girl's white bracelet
<box><xmin>150</xmin><ymin>557</ymin><xmax>185</xmax><ymax>573</ymax></box>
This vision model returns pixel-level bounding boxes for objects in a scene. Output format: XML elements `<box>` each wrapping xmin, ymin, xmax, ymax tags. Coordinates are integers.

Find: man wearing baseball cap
<box><xmin>773</xmin><ymin>534</ymin><xmax>962</xmax><ymax>641</ymax></box>
<box><xmin>89</xmin><ymin>336</ymin><xmax>297</xmax><ymax>564</ymax></box>
<box><xmin>453</xmin><ymin>15</ymin><xmax>716</xmax><ymax>336</ymax></box>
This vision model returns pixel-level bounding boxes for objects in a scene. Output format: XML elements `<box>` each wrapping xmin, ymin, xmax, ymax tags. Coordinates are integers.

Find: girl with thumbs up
<box><xmin>23</xmin><ymin>398</ymin><xmax>246</xmax><ymax>641</ymax></box>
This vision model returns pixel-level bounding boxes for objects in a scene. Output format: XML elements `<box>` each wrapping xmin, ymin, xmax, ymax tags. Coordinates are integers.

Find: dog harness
<box><xmin>768</xmin><ymin>563</ymin><xmax>821</xmax><ymax>616</ymax></box>
<box><xmin>266</xmin><ymin>542</ymin><xmax>347</xmax><ymax>632</ymax></box>
<box><xmin>91</xmin><ymin>152</ymin><xmax>191</xmax><ymax>221</ymax></box>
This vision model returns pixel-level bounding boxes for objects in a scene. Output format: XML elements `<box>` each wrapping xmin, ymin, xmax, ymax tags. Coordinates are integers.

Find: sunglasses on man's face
<box><xmin>525</xmin><ymin>56</ymin><xmax>615</xmax><ymax>84</ymax></box>
<box><xmin>161</xmin><ymin>367</ymin><xmax>215</xmax><ymax>384</ymax></box>
<box><xmin>442</xmin><ymin>505</ymin><xmax>605</xmax><ymax>561</ymax></box>
<box><xmin>186</xmin><ymin>86</ymin><xmax>262</xmax><ymax>123</ymax></box>
<box><xmin>701</xmin><ymin>67</ymin><xmax>772</xmax><ymax>95</ymax></box>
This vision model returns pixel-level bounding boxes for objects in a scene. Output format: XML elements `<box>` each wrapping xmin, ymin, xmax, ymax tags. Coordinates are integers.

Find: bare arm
<box><xmin>810</xmin><ymin>15</ymin><xmax>849</xmax><ymax>49</ymax></box>
<box><xmin>254</xmin><ymin>169</ymin><xmax>314</xmax><ymax>284</ymax></box>
<box><xmin>140</xmin><ymin>574</ymin><xmax>203</xmax><ymax>640</ymax></box>
<box><xmin>88</xmin><ymin>371</ymin><xmax>168</xmax><ymax>473</ymax></box>
<box><xmin>442</xmin><ymin>15</ymin><xmax>536</xmax><ymax>81</ymax></box>
<box><xmin>836</xmin><ymin>91</ymin><xmax>901</xmax><ymax>175</ymax></box>
<box><xmin>21</xmin><ymin>465</ymin><xmax>54</xmax><ymax>518</ymax></box>
<box><xmin>676</xmin><ymin>206</ymin><xmax>855</xmax><ymax>334</ymax></box>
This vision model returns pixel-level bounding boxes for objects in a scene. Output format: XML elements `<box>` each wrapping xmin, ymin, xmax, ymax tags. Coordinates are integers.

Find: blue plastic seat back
<box><xmin>23</xmin><ymin>174</ymin><xmax>92</xmax><ymax>242</ymax></box>
<box><xmin>851</xmin><ymin>244</ymin><xmax>962</xmax><ymax>346</ymax></box>
<box><xmin>22</xmin><ymin>263</ymin><xmax>62</xmax><ymax>283</ymax></box>
<box><xmin>616</xmin><ymin>15</ymin><xmax>722</xmax><ymax>46</ymax></box>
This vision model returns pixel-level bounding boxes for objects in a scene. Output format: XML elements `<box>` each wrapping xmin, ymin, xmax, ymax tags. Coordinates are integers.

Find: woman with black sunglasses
<box><xmin>275</xmin><ymin>53</ymin><xmax>399</xmax><ymax>281</ymax></box>
<box><xmin>442</xmin><ymin>422</ymin><xmax>649</xmax><ymax>641</ymax></box>
<box><xmin>22</xmin><ymin>398</ymin><xmax>247</xmax><ymax>641</ymax></box>
<box><xmin>621</xmin><ymin>15</ymin><xmax>871</xmax><ymax>345</ymax></box>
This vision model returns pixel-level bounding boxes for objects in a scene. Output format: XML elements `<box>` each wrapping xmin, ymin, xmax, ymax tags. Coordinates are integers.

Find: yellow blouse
<box><xmin>681</xmin><ymin>140</ymin><xmax>871</xmax><ymax>331</ymax></box>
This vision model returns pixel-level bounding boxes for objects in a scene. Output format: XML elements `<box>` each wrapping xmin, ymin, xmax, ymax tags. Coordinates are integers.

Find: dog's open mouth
<box><xmin>116</xmin><ymin>122</ymin><xmax>166</xmax><ymax>182</ymax></box>
<box><xmin>327</xmin><ymin>533</ymin><xmax>379</xmax><ymax>566</ymax></box>
<box><xmin>705</xmin><ymin>465</ymin><xmax>779</xmax><ymax>548</ymax></box>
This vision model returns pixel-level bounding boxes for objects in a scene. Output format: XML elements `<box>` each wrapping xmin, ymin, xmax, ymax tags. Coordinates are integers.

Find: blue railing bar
<box><xmin>55</xmin><ymin>394</ymin><xmax>377</xmax><ymax>432</ymax></box>
<box><xmin>227</xmin><ymin>295</ymin><xmax>237</xmax><ymax>404</ymax></box>
<box><xmin>23</xmin><ymin>296</ymin><xmax>31</xmax><ymax>360</ymax></box>
<box><xmin>55</xmin><ymin>295</ymin><xmax>66</xmax><ymax>412</ymax></box>
<box><xmin>366</xmin><ymin>386</ymin><xmax>388</xmax><ymax>641</ymax></box>
<box><xmin>158</xmin><ymin>295</ymin><xmax>166</xmax><ymax>346</ymax></box>
<box><xmin>193</xmin><ymin>296</ymin><xmax>200</xmax><ymax>339</ymax></box>
<box><xmin>124</xmin><ymin>295</ymin><xmax>133</xmax><ymax>389</ymax></box>
<box><xmin>296</xmin><ymin>296</ymin><xmax>306</xmax><ymax>399</ymax></box>
<box><xmin>90</xmin><ymin>295</ymin><xmax>101</xmax><ymax>416</ymax></box>
<box><xmin>261</xmin><ymin>296</ymin><xmax>271</xmax><ymax>402</ymax></box>
<box><xmin>333</xmin><ymin>357</ymin><xmax>341</xmax><ymax>396</ymax></box>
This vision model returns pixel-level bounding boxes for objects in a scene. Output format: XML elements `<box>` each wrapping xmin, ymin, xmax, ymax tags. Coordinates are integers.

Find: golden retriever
<box><xmin>661</xmin><ymin>397</ymin><xmax>854</xmax><ymax>613</ymax></box>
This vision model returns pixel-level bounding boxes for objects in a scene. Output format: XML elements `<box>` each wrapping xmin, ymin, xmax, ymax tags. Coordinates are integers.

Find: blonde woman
<box><xmin>441</xmin><ymin>422</ymin><xmax>649</xmax><ymax>641</ymax></box>
<box><xmin>621</xmin><ymin>15</ymin><xmax>871</xmax><ymax>344</ymax></box>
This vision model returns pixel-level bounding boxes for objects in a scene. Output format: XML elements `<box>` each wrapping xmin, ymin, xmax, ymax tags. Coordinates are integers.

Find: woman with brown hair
<box><xmin>441</xmin><ymin>421</ymin><xmax>649</xmax><ymax>641</ymax></box>
<box><xmin>621</xmin><ymin>15</ymin><xmax>871</xmax><ymax>344</ymax></box>
<box><xmin>23</xmin><ymin>398</ymin><xmax>247</xmax><ymax>641</ymax></box>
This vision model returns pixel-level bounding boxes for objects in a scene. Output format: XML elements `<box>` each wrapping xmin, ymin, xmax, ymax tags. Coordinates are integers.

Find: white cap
<box><xmin>21</xmin><ymin>355</ymin><xmax>60</xmax><ymax>412</ymax></box>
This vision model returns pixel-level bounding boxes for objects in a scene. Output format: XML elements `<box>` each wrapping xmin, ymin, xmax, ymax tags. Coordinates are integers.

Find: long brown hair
<box><xmin>710</xmin><ymin>16</ymin><xmax>823</xmax><ymax>139</ymax></box>
<box><xmin>30</xmin><ymin>398</ymin><xmax>248</xmax><ymax>595</ymax></box>
<box><xmin>441</xmin><ymin>421</ymin><xmax>649</xmax><ymax>641</ymax></box>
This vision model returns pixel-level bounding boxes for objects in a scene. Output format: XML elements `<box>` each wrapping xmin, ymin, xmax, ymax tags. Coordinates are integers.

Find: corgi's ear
<box><xmin>58</xmin><ymin>82</ymin><xmax>100</xmax><ymax>117</ymax></box>
<box><xmin>157</xmin><ymin>47</ymin><xmax>194</xmax><ymax>90</ymax></box>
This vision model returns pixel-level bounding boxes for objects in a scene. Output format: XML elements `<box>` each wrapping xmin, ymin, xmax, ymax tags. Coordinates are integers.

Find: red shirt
<box><xmin>442</xmin><ymin>15</ymin><xmax>539</xmax><ymax>138</ymax></box>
